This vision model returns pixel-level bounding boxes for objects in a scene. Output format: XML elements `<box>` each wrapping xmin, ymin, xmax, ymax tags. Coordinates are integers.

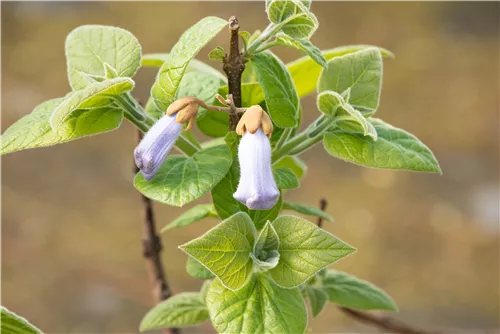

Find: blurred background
<box><xmin>2</xmin><ymin>2</ymin><xmax>499</xmax><ymax>333</ymax></box>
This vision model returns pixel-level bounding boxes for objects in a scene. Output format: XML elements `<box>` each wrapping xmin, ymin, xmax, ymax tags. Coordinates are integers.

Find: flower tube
<box><xmin>134</xmin><ymin>97</ymin><xmax>199</xmax><ymax>180</ymax></box>
<box><xmin>233</xmin><ymin>106</ymin><xmax>279</xmax><ymax>210</ymax></box>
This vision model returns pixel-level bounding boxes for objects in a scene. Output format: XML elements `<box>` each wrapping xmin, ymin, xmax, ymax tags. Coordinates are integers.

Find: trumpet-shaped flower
<box><xmin>233</xmin><ymin>107</ymin><xmax>279</xmax><ymax>210</ymax></box>
<box><xmin>134</xmin><ymin>113</ymin><xmax>183</xmax><ymax>180</ymax></box>
<box><xmin>134</xmin><ymin>97</ymin><xmax>201</xmax><ymax>180</ymax></box>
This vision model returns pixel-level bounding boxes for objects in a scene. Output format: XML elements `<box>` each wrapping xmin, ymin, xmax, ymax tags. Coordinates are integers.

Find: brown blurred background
<box><xmin>2</xmin><ymin>2</ymin><xmax>499</xmax><ymax>333</ymax></box>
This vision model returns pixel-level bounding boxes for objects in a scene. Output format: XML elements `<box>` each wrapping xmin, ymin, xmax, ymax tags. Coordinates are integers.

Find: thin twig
<box><xmin>135</xmin><ymin>130</ymin><xmax>179</xmax><ymax>334</ymax></box>
<box><xmin>223</xmin><ymin>16</ymin><xmax>245</xmax><ymax>130</ymax></box>
<box><xmin>197</xmin><ymin>95</ymin><xmax>246</xmax><ymax>114</ymax></box>
<box><xmin>338</xmin><ymin>308</ymin><xmax>440</xmax><ymax>334</ymax></box>
<box><xmin>317</xmin><ymin>198</ymin><xmax>436</xmax><ymax>334</ymax></box>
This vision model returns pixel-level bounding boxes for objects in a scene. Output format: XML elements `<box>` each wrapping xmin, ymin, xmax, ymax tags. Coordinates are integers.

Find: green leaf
<box><xmin>267</xmin><ymin>0</ymin><xmax>318</xmax><ymax>39</ymax></box>
<box><xmin>65</xmin><ymin>25</ymin><xmax>141</xmax><ymax>91</ymax></box>
<box><xmin>269</xmin><ymin>215</ymin><xmax>355</xmax><ymax>288</ymax></box>
<box><xmin>288</xmin><ymin>45</ymin><xmax>394</xmax><ymax>97</ymax></box>
<box><xmin>324</xmin><ymin>118</ymin><xmax>441</xmax><ymax>173</ymax></box>
<box><xmin>134</xmin><ymin>145</ymin><xmax>232</xmax><ymax>207</ymax></box>
<box><xmin>139</xmin><ymin>293</ymin><xmax>208</xmax><ymax>331</ymax></box>
<box><xmin>239</xmin><ymin>31</ymin><xmax>251</xmax><ymax>50</ymax></box>
<box><xmin>151</xmin><ymin>17</ymin><xmax>227</xmax><ymax>111</ymax></box>
<box><xmin>273</xmin><ymin>155</ymin><xmax>308</xmax><ymax>179</ymax></box>
<box><xmin>200</xmin><ymin>280</ymin><xmax>212</xmax><ymax>303</ymax></box>
<box><xmin>162</xmin><ymin>204</ymin><xmax>217</xmax><ymax>231</ymax></box>
<box><xmin>276</xmin><ymin>35</ymin><xmax>327</xmax><ymax>68</ymax></box>
<box><xmin>254</xmin><ymin>221</ymin><xmax>280</xmax><ymax>255</ymax></box>
<box><xmin>142</xmin><ymin>54</ymin><xmax>227</xmax><ymax>81</ymax></box>
<box><xmin>206</xmin><ymin>275</ymin><xmax>307</xmax><ymax>334</ymax></box>
<box><xmin>208</xmin><ymin>46</ymin><xmax>225</xmax><ymax>60</ymax></box>
<box><xmin>282</xmin><ymin>202</ymin><xmax>333</xmax><ymax>222</ymax></box>
<box><xmin>273</xmin><ymin>167</ymin><xmax>300</xmax><ymax>189</ymax></box>
<box><xmin>212</xmin><ymin>133</ymin><xmax>283</xmax><ymax>229</ymax></box>
<box><xmin>180</xmin><ymin>212</ymin><xmax>256</xmax><ymax>290</ymax></box>
<box><xmin>1</xmin><ymin>98</ymin><xmax>123</xmax><ymax>155</ymax></box>
<box><xmin>318</xmin><ymin>48</ymin><xmax>383</xmax><ymax>115</ymax></box>
<box><xmin>321</xmin><ymin>270</ymin><xmax>398</xmax><ymax>311</ymax></box>
<box><xmin>306</xmin><ymin>286</ymin><xmax>329</xmax><ymax>317</ymax></box>
<box><xmin>251</xmin><ymin>221</ymin><xmax>280</xmax><ymax>271</ymax></box>
<box><xmin>174</xmin><ymin>70</ymin><xmax>225</xmax><ymax>137</ymax></box>
<box><xmin>144</xmin><ymin>97</ymin><xmax>162</xmax><ymax>120</ymax></box>
<box><xmin>317</xmin><ymin>91</ymin><xmax>377</xmax><ymax>140</ymax></box>
<box><xmin>49</xmin><ymin>78</ymin><xmax>133</xmax><ymax>129</ymax></box>
<box><xmin>1</xmin><ymin>307</ymin><xmax>43</xmax><ymax>334</ymax></box>
<box><xmin>251</xmin><ymin>51</ymin><xmax>299</xmax><ymax>128</ymax></box>
<box><xmin>186</xmin><ymin>256</ymin><xmax>215</xmax><ymax>280</ymax></box>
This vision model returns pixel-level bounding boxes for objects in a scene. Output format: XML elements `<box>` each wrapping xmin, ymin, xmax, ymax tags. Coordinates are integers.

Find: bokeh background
<box><xmin>2</xmin><ymin>2</ymin><xmax>499</xmax><ymax>333</ymax></box>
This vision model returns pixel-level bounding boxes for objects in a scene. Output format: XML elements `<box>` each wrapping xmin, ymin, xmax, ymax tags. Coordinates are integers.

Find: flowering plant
<box><xmin>1</xmin><ymin>1</ymin><xmax>441</xmax><ymax>333</ymax></box>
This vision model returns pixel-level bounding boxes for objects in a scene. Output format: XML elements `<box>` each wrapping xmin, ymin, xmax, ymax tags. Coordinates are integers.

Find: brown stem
<box><xmin>317</xmin><ymin>198</ymin><xmax>438</xmax><ymax>334</ymax></box>
<box><xmin>223</xmin><ymin>16</ymin><xmax>245</xmax><ymax>131</ymax></box>
<box><xmin>135</xmin><ymin>130</ymin><xmax>180</xmax><ymax>334</ymax></box>
<box><xmin>339</xmin><ymin>308</ymin><xmax>440</xmax><ymax>334</ymax></box>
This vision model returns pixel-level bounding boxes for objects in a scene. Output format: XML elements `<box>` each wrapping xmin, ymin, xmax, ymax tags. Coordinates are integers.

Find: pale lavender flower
<box><xmin>233</xmin><ymin>128</ymin><xmax>280</xmax><ymax>210</ymax></box>
<box><xmin>134</xmin><ymin>113</ymin><xmax>183</xmax><ymax>180</ymax></box>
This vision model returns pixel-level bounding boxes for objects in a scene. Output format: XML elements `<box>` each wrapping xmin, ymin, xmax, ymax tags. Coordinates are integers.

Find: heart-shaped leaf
<box><xmin>180</xmin><ymin>212</ymin><xmax>256</xmax><ymax>290</ymax></box>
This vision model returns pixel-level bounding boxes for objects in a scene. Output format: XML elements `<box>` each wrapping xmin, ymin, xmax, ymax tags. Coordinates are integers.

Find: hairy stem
<box><xmin>135</xmin><ymin>130</ymin><xmax>179</xmax><ymax>334</ymax></box>
<box><xmin>223</xmin><ymin>16</ymin><xmax>245</xmax><ymax>130</ymax></box>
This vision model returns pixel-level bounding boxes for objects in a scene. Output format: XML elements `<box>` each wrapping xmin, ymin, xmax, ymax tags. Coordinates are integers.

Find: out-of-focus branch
<box><xmin>317</xmin><ymin>198</ymin><xmax>439</xmax><ymax>334</ymax></box>
<box><xmin>135</xmin><ymin>130</ymin><xmax>180</xmax><ymax>334</ymax></box>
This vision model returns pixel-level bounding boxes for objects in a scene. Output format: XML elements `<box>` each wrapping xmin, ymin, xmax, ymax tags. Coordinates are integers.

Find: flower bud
<box><xmin>236</xmin><ymin>105</ymin><xmax>273</xmax><ymax>138</ymax></box>
<box><xmin>233</xmin><ymin>128</ymin><xmax>280</xmax><ymax>210</ymax></box>
<box><xmin>134</xmin><ymin>113</ymin><xmax>183</xmax><ymax>180</ymax></box>
<box><xmin>166</xmin><ymin>96</ymin><xmax>200</xmax><ymax>131</ymax></box>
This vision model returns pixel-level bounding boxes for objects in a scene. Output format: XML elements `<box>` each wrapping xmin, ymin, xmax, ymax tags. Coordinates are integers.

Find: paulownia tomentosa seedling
<box><xmin>1</xmin><ymin>1</ymin><xmax>440</xmax><ymax>333</ymax></box>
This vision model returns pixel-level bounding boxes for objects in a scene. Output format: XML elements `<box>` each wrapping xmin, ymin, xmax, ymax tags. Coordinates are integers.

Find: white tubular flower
<box><xmin>134</xmin><ymin>113</ymin><xmax>183</xmax><ymax>180</ymax></box>
<box><xmin>233</xmin><ymin>106</ymin><xmax>279</xmax><ymax>210</ymax></box>
<box><xmin>134</xmin><ymin>97</ymin><xmax>200</xmax><ymax>180</ymax></box>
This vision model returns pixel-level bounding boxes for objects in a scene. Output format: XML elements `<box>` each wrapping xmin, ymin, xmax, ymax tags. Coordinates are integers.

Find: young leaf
<box><xmin>206</xmin><ymin>275</ymin><xmax>307</xmax><ymax>334</ymax></box>
<box><xmin>269</xmin><ymin>215</ymin><xmax>355</xmax><ymax>288</ymax></box>
<box><xmin>266</xmin><ymin>0</ymin><xmax>318</xmax><ymax>39</ymax></box>
<box><xmin>141</xmin><ymin>54</ymin><xmax>227</xmax><ymax>81</ymax></box>
<box><xmin>282</xmin><ymin>202</ymin><xmax>334</xmax><ymax>222</ymax></box>
<box><xmin>321</xmin><ymin>270</ymin><xmax>398</xmax><ymax>311</ymax></box>
<box><xmin>276</xmin><ymin>35</ymin><xmax>327</xmax><ymax>67</ymax></box>
<box><xmin>254</xmin><ymin>221</ymin><xmax>280</xmax><ymax>255</ymax></box>
<box><xmin>317</xmin><ymin>91</ymin><xmax>377</xmax><ymax>140</ymax></box>
<box><xmin>50</xmin><ymin>77</ymin><xmax>134</xmax><ymax>129</ymax></box>
<box><xmin>239</xmin><ymin>31</ymin><xmax>251</xmax><ymax>50</ymax></box>
<box><xmin>208</xmin><ymin>46</ymin><xmax>225</xmax><ymax>60</ymax></box>
<box><xmin>306</xmin><ymin>286</ymin><xmax>329</xmax><ymax>317</ymax></box>
<box><xmin>288</xmin><ymin>45</ymin><xmax>394</xmax><ymax>97</ymax></box>
<box><xmin>324</xmin><ymin>118</ymin><xmax>441</xmax><ymax>173</ymax></box>
<box><xmin>139</xmin><ymin>293</ymin><xmax>208</xmax><ymax>331</ymax></box>
<box><xmin>1</xmin><ymin>306</ymin><xmax>43</xmax><ymax>334</ymax></box>
<box><xmin>1</xmin><ymin>98</ymin><xmax>123</xmax><ymax>155</ymax></box>
<box><xmin>200</xmin><ymin>280</ymin><xmax>212</xmax><ymax>303</ymax></box>
<box><xmin>273</xmin><ymin>167</ymin><xmax>300</xmax><ymax>189</ymax></box>
<box><xmin>273</xmin><ymin>155</ymin><xmax>308</xmax><ymax>179</ymax></box>
<box><xmin>162</xmin><ymin>204</ymin><xmax>217</xmax><ymax>231</ymax></box>
<box><xmin>134</xmin><ymin>145</ymin><xmax>232</xmax><ymax>207</ymax></box>
<box><xmin>251</xmin><ymin>51</ymin><xmax>299</xmax><ymax>128</ymax></box>
<box><xmin>144</xmin><ymin>97</ymin><xmax>162</xmax><ymax>120</ymax></box>
<box><xmin>186</xmin><ymin>256</ymin><xmax>215</xmax><ymax>280</ymax></box>
<box><xmin>317</xmin><ymin>48</ymin><xmax>383</xmax><ymax>115</ymax></box>
<box><xmin>179</xmin><ymin>212</ymin><xmax>256</xmax><ymax>290</ymax></box>
<box><xmin>65</xmin><ymin>25</ymin><xmax>142</xmax><ymax>90</ymax></box>
<box><xmin>151</xmin><ymin>17</ymin><xmax>227</xmax><ymax>111</ymax></box>
<box><xmin>251</xmin><ymin>222</ymin><xmax>281</xmax><ymax>271</ymax></box>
